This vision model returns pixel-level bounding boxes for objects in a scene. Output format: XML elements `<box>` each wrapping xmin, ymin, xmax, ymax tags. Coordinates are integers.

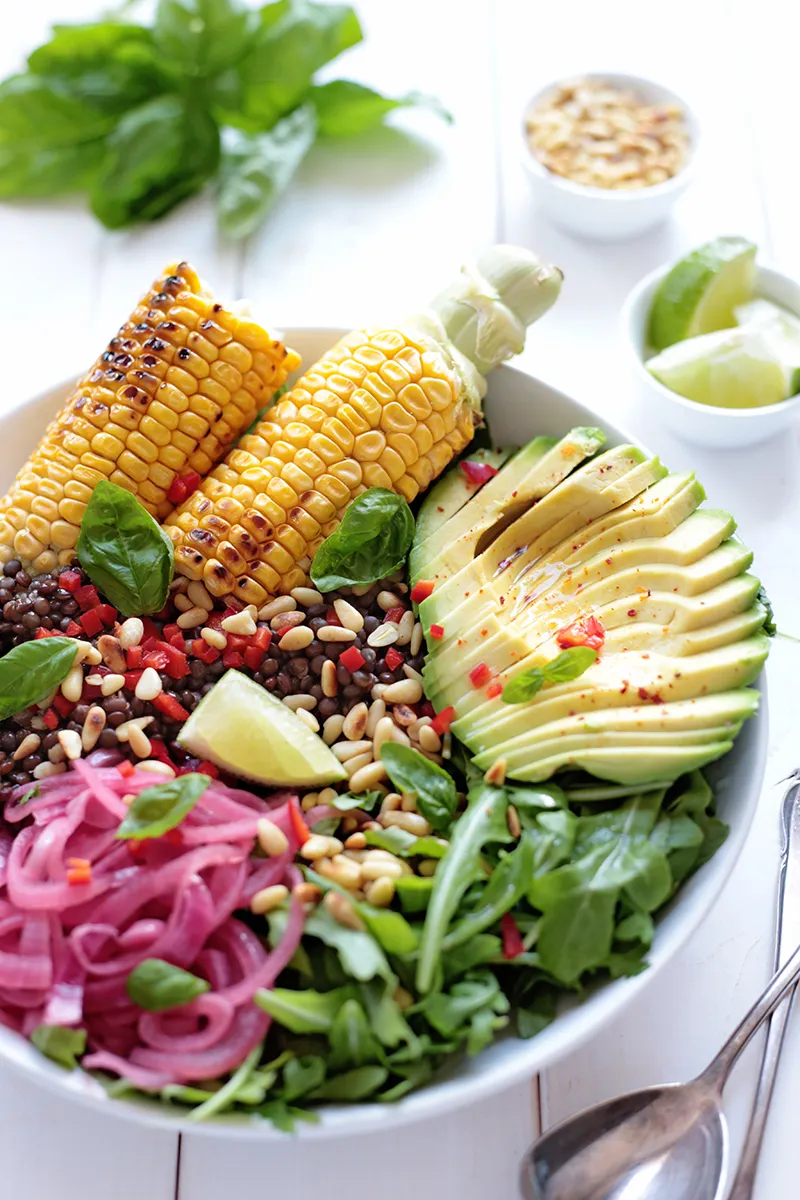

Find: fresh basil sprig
<box><xmin>501</xmin><ymin>646</ymin><xmax>597</xmax><ymax>705</ymax></box>
<box><xmin>310</xmin><ymin>488</ymin><xmax>414</xmax><ymax>592</ymax></box>
<box><xmin>0</xmin><ymin>637</ymin><xmax>78</xmax><ymax>720</ymax></box>
<box><xmin>126</xmin><ymin>958</ymin><xmax>210</xmax><ymax>1012</ymax></box>
<box><xmin>31</xmin><ymin>1024</ymin><xmax>87</xmax><ymax>1069</ymax></box>
<box><xmin>115</xmin><ymin>773</ymin><xmax>210</xmax><ymax>840</ymax></box>
<box><xmin>77</xmin><ymin>480</ymin><xmax>174</xmax><ymax>617</ymax></box>
<box><xmin>380</xmin><ymin>743</ymin><xmax>457</xmax><ymax>833</ymax></box>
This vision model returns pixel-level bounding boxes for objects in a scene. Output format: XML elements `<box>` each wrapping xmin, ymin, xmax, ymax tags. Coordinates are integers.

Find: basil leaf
<box><xmin>77</xmin><ymin>480</ymin><xmax>175</xmax><ymax>617</ymax></box>
<box><xmin>115</xmin><ymin>773</ymin><xmax>210</xmax><ymax>840</ymax></box>
<box><xmin>311</xmin><ymin>488</ymin><xmax>414</xmax><ymax>591</ymax></box>
<box><xmin>380</xmin><ymin>743</ymin><xmax>457</xmax><ymax>833</ymax></box>
<box><xmin>218</xmin><ymin>106</ymin><xmax>317</xmax><ymax>239</ymax></box>
<box><xmin>502</xmin><ymin>646</ymin><xmax>596</xmax><ymax>704</ymax></box>
<box><xmin>0</xmin><ymin>638</ymin><xmax>78</xmax><ymax>720</ymax></box>
<box><xmin>311</xmin><ymin>80</ymin><xmax>451</xmax><ymax>136</ymax></box>
<box><xmin>126</xmin><ymin>958</ymin><xmax>210</xmax><ymax>1012</ymax></box>
<box><xmin>89</xmin><ymin>96</ymin><xmax>219</xmax><ymax>229</ymax></box>
<box><xmin>31</xmin><ymin>1024</ymin><xmax>86</xmax><ymax>1069</ymax></box>
<box><xmin>0</xmin><ymin>74</ymin><xmax>115</xmax><ymax>145</ymax></box>
<box><xmin>27</xmin><ymin>23</ymin><xmax>172</xmax><ymax>114</ymax></box>
<box><xmin>0</xmin><ymin>140</ymin><xmax>105</xmax><ymax>199</ymax></box>
<box><xmin>154</xmin><ymin>0</ymin><xmax>257</xmax><ymax>78</ymax></box>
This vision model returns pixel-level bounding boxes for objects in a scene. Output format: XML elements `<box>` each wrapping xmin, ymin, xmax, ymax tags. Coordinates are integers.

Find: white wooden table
<box><xmin>1</xmin><ymin>1</ymin><xmax>798</xmax><ymax>1195</ymax></box>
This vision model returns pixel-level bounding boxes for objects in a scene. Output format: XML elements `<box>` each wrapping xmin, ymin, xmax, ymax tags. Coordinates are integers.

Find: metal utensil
<box><xmin>727</xmin><ymin>773</ymin><xmax>800</xmax><ymax>1199</ymax></box>
<box><xmin>521</xmin><ymin>779</ymin><xmax>800</xmax><ymax>1200</ymax></box>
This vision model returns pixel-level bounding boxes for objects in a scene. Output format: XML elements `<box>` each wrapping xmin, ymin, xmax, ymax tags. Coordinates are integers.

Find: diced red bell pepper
<box><xmin>65</xmin><ymin>620</ymin><xmax>83</xmax><ymax>638</ymax></box>
<box><xmin>126</xmin><ymin>646</ymin><xmax>143</xmax><ymax>670</ymax></box>
<box><xmin>225</xmin><ymin>633</ymin><xmax>249</xmax><ymax>653</ymax></box>
<box><xmin>117</xmin><ymin>760</ymin><xmax>135</xmax><ymax>778</ymax></box>
<box><xmin>167</xmin><ymin>471</ymin><xmax>201</xmax><ymax>506</ymax></box>
<box><xmin>162</xmin><ymin>643</ymin><xmax>189</xmax><ymax>680</ymax></box>
<box><xmin>337</xmin><ymin>645</ymin><xmax>364</xmax><ymax>673</ymax></box>
<box><xmin>191</xmin><ymin>639</ymin><xmax>219</xmax><ymax>665</ymax></box>
<box><xmin>222</xmin><ymin>649</ymin><xmax>243</xmax><ymax>669</ymax></box>
<box><xmin>58</xmin><ymin>570</ymin><xmax>82</xmax><ymax>594</ymax></box>
<box><xmin>124</xmin><ymin>670</ymin><xmax>143</xmax><ymax>691</ymax></box>
<box><xmin>163</xmin><ymin>623</ymin><xmax>181</xmax><ymax>643</ymax></box>
<box><xmin>469</xmin><ymin>662</ymin><xmax>492</xmax><ymax>689</ymax></box>
<box><xmin>428</xmin><ymin>624</ymin><xmax>444</xmax><ymax>641</ymax></box>
<box><xmin>430</xmin><ymin>706</ymin><xmax>455</xmax><ymax>736</ymax></box>
<box><xmin>556</xmin><ymin>615</ymin><xmax>605</xmax><ymax>652</ymax></box>
<box><xmin>410</xmin><ymin>580</ymin><xmax>434</xmax><ymax>604</ymax></box>
<box><xmin>75</xmin><ymin>584</ymin><xmax>100</xmax><ymax>611</ymax></box>
<box><xmin>198</xmin><ymin>760</ymin><xmax>220</xmax><ymax>779</ymax></box>
<box><xmin>252</xmin><ymin>626</ymin><xmax>272</xmax><ymax>652</ymax></box>
<box><xmin>384</xmin><ymin>606</ymin><xmax>405</xmax><ymax>625</ymax></box>
<box><xmin>486</xmin><ymin>681</ymin><xmax>503</xmax><ymax>700</ymax></box>
<box><xmin>81</xmin><ymin>679</ymin><xmax>103</xmax><ymax>702</ymax></box>
<box><xmin>34</xmin><ymin>627</ymin><xmax>54</xmax><ymax>639</ymax></box>
<box><xmin>142</xmin><ymin>649</ymin><xmax>169</xmax><ymax>671</ymax></box>
<box><xmin>206</xmin><ymin>611</ymin><xmax>225</xmax><ymax>630</ymax></box>
<box><xmin>141</xmin><ymin>618</ymin><xmax>162</xmax><ymax>643</ymax></box>
<box><xmin>42</xmin><ymin>708</ymin><xmax>59</xmax><ymax>730</ymax></box>
<box><xmin>460</xmin><ymin>459</ymin><xmax>499</xmax><ymax>487</ymax></box>
<box><xmin>289</xmin><ymin>801</ymin><xmax>310</xmax><ymax>847</ymax></box>
<box><xmin>168</xmin><ymin>633</ymin><xmax>186</xmax><ymax>651</ymax></box>
<box><xmin>324</xmin><ymin>607</ymin><xmax>341</xmax><ymax>627</ymax></box>
<box><xmin>97</xmin><ymin>604</ymin><xmax>117</xmax><ymax>627</ymax></box>
<box><xmin>141</xmin><ymin>636</ymin><xmax>159</xmax><ymax>653</ymax></box>
<box><xmin>501</xmin><ymin>913</ymin><xmax>525</xmax><ymax>960</ymax></box>
<box><xmin>163</xmin><ymin>828</ymin><xmax>183</xmax><ymax>847</ymax></box>
<box><xmin>152</xmin><ymin>692</ymin><xmax>190</xmax><ymax>722</ymax></box>
<box><xmin>79</xmin><ymin>608</ymin><xmax>103</xmax><ymax>638</ymax></box>
<box><xmin>243</xmin><ymin>645</ymin><xmax>265</xmax><ymax>671</ymax></box>
<box><xmin>53</xmin><ymin>694</ymin><xmax>75</xmax><ymax>719</ymax></box>
<box><xmin>66</xmin><ymin>861</ymin><xmax>92</xmax><ymax>887</ymax></box>
<box><xmin>384</xmin><ymin>646</ymin><xmax>404</xmax><ymax>671</ymax></box>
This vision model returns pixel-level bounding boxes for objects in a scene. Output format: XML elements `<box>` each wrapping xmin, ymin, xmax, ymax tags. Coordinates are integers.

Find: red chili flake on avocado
<box><xmin>627</xmin><ymin>609</ymin><xmax>637</xmax><ymax>617</ymax></box>
<box><xmin>557</xmin><ymin>615</ymin><xmax>605</xmax><ymax>652</ymax></box>
<box><xmin>429</xmin><ymin>624</ymin><xmax>444</xmax><ymax>641</ymax></box>
<box><xmin>486</xmin><ymin>682</ymin><xmax>503</xmax><ymax>700</ymax></box>
<box><xmin>410</xmin><ymin>579</ymin><xmax>435</xmax><ymax>603</ymax></box>
<box><xmin>460</xmin><ymin>460</ymin><xmax>499</xmax><ymax>487</ymax></box>
<box><xmin>469</xmin><ymin>662</ymin><xmax>492</xmax><ymax>688</ymax></box>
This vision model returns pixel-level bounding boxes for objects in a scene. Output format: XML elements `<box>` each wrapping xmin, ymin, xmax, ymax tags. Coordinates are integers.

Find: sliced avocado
<box><xmin>410</xmin><ymin>446</ymin><xmax>514</xmax><ymax>578</ymax></box>
<box><xmin>415</xmin><ymin>427</ymin><xmax>607</xmax><ymax>591</ymax></box>
<box><xmin>496</xmin><ymin>743</ymin><xmax>736</xmax><ymax>786</ymax></box>
<box><xmin>602</xmin><ymin>605</ymin><xmax>767</xmax><ymax>656</ymax></box>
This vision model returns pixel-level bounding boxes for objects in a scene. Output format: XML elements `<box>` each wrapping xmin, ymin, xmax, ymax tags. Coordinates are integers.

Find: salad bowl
<box><xmin>0</xmin><ymin>329</ymin><xmax>768</xmax><ymax>1136</ymax></box>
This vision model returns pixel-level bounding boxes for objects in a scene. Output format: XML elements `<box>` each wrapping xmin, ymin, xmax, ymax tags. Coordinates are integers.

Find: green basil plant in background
<box><xmin>0</xmin><ymin>0</ymin><xmax>449</xmax><ymax>238</ymax></box>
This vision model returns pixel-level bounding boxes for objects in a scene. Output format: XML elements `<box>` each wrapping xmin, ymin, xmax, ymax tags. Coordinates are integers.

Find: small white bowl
<box><xmin>521</xmin><ymin>73</ymin><xmax>699</xmax><ymax>241</ymax></box>
<box><xmin>622</xmin><ymin>261</ymin><xmax>800</xmax><ymax>449</ymax></box>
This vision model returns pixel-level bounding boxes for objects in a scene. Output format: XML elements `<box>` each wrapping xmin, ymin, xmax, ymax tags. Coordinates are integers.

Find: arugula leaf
<box><xmin>218</xmin><ymin>106</ymin><xmax>316</xmax><ymax>239</ymax></box>
<box><xmin>328</xmin><ymin>998</ymin><xmax>381</xmax><ymax>1069</ymax></box>
<box><xmin>311</xmin><ymin>488</ymin><xmax>414</xmax><ymax>591</ymax></box>
<box><xmin>126</xmin><ymin>959</ymin><xmax>210</xmax><ymax>1011</ymax></box>
<box><xmin>757</xmin><ymin>584</ymin><xmax>776</xmax><ymax>636</ymax></box>
<box><xmin>364</xmin><ymin>826</ymin><xmax>449</xmax><ymax>858</ymax></box>
<box><xmin>311</xmin><ymin>80</ymin><xmax>450</xmax><ymax>136</ymax></box>
<box><xmin>615</xmin><ymin>911</ymin><xmax>654</xmax><ymax>946</ymax></box>
<box><xmin>443</xmin><ymin>835</ymin><xmax>535</xmax><ymax>950</ymax></box>
<box><xmin>378</xmin><ymin>1059</ymin><xmax>433</xmax><ymax>1102</ymax></box>
<box><xmin>309</xmin><ymin>1065</ymin><xmax>388</xmax><ymax>1101</ymax></box>
<box><xmin>255</xmin><ymin>985</ymin><xmax>353</xmax><ymax>1033</ymax></box>
<box><xmin>421</xmin><ymin>969</ymin><xmax>507</xmax><ymax>1039</ymax></box>
<box><xmin>0</xmin><ymin>637</ymin><xmax>77</xmax><ymax>721</ymax></box>
<box><xmin>257</xmin><ymin>1098</ymin><xmax>319</xmax><ymax>1131</ymax></box>
<box><xmin>282</xmin><ymin>1055</ymin><xmax>327</xmax><ymax>1102</ymax></box>
<box><xmin>154</xmin><ymin>0</ymin><xmax>257</xmax><ymax>78</ymax></box>
<box><xmin>536</xmin><ymin>887</ymin><xmax>617</xmax><ymax>984</ymax></box>
<box><xmin>380</xmin><ymin>743</ymin><xmax>457</xmax><ymax>833</ymax></box>
<box><xmin>77</xmin><ymin>481</ymin><xmax>175</xmax><ymax>615</ymax></box>
<box><xmin>303</xmin><ymin>907</ymin><xmax>393</xmax><ymax>982</ymax></box>
<box><xmin>416</xmin><ymin>784</ymin><xmax>513</xmax><ymax>993</ymax></box>
<box><xmin>502</xmin><ymin>646</ymin><xmax>597</xmax><ymax>704</ymax></box>
<box><xmin>186</xmin><ymin>1043</ymin><xmax>264</xmax><ymax>1122</ymax></box>
<box><xmin>394</xmin><ymin>875</ymin><xmax>435</xmax><ymax>913</ymax></box>
<box><xmin>115</xmin><ymin>773</ymin><xmax>210</xmax><ymax>840</ymax></box>
<box><xmin>31</xmin><ymin>1025</ymin><xmax>86</xmax><ymax>1069</ymax></box>
<box><xmin>441</xmin><ymin>933</ymin><xmax>502</xmax><ymax>978</ymax></box>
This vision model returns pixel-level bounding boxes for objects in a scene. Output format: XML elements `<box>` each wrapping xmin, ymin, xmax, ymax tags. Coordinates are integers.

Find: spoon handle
<box><xmin>703</xmin><ymin>778</ymin><xmax>800</xmax><ymax>1092</ymax></box>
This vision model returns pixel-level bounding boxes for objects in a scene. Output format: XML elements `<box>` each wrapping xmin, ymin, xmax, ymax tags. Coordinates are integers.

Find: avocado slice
<box><xmin>498</xmin><ymin>743</ymin><xmax>736</xmax><ymax>786</ymax></box>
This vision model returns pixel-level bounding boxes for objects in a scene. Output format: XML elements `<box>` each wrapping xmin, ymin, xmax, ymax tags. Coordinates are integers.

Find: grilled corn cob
<box><xmin>0</xmin><ymin>262</ymin><xmax>299</xmax><ymax>574</ymax></box>
<box><xmin>165</xmin><ymin>246</ymin><xmax>562</xmax><ymax>606</ymax></box>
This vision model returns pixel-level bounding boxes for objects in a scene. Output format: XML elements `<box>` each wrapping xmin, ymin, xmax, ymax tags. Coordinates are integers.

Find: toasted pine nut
<box><xmin>372</xmin><ymin>716</ymin><xmax>397</xmax><ymax>756</ymax></box>
<box><xmin>291</xmin><ymin>586</ymin><xmax>323</xmax><ymax>606</ymax></box>
<box><xmin>187</xmin><ymin>581</ymin><xmax>214</xmax><ymax>611</ymax></box>
<box><xmin>282</xmin><ymin>693</ymin><xmax>316</xmax><ymax>712</ymax></box>
<box><xmin>221</xmin><ymin>609</ymin><xmax>257</xmax><ymax>636</ymax></box>
<box><xmin>57</xmin><ymin>729</ymin><xmax>82</xmax><ymax>761</ymax></box>
<box><xmin>395</xmin><ymin>610</ymin><xmax>415</xmax><ymax>645</ymax></box>
<box><xmin>135</xmin><ymin>760</ymin><xmax>176</xmax><ymax>776</ymax></box>
<box><xmin>345</xmin><ymin>832</ymin><xmax>367</xmax><ymax>850</ymax></box>
<box><xmin>13</xmin><ymin>733</ymin><xmax>41</xmax><ymax>761</ymax></box>
<box><xmin>392</xmin><ymin>703</ymin><xmax>417</xmax><ymax>727</ymax></box>
<box><xmin>507</xmin><ymin>804</ymin><xmax>522</xmax><ymax>838</ymax></box>
<box><xmin>366</xmin><ymin>698</ymin><xmax>386</xmax><ymax>737</ymax></box>
<box><xmin>380</xmin><ymin>791</ymin><xmax>402</xmax><ymax>814</ymax></box>
<box><xmin>60</xmin><ymin>664</ymin><xmax>84</xmax><ymax>704</ymax></box>
<box><xmin>81</xmin><ymin>706</ymin><xmax>106</xmax><ymax>751</ymax></box>
<box><xmin>484</xmin><ymin>757</ymin><xmax>507</xmax><ymax>787</ymax></box>
<box><xmin>135</xmin><ymin>667</ymin><xmax>163</xmax><ymax>702</ymax></box>
<box><xmin>410</xmin><ymin>621</ymin><xmax>423</xmax><ymax>657</ymax></box>
<box><xmin>402</xmin><ymin>664</ymin><xmax>424</xmax><ymax>685</ymax></box>
<box><xmin>323</xmin><ymin>889</ymin><xmax>365</xmax><ymax>930</ymax></box>
<box><xmin>177</xmin><ymin>605</ymin><xmax>208</xmax><ymax>630</ymax></box>
<box><xmin>294</xmin><ymin>882</ymin><xmax>322</xmax><ymax>908</ymax></box>
<box><xmin>381</xmin><ymin>810</ymin><xmax>432</xmax><ymax>836</ymax></box>
<box><xmin>350</xmin><ymin>583</ymin><xmax>372</xmax><ymax>597</ymax></box>
<box><xmin>318</xmin><ymin>625</ymin><xmax>357</xmax><ymax>643</ymax></box>
<box><xmin>301</xmin><ymin>792</ymin><xmax>319</xmax><ymax>812</ymax></box>
<box><xmin>321</xmin><ymin>660</ymin><xmax>338</xmax><ymax>698</ymax></box>
<box><xmin>401</xmin><ymin>793</ymin><xmax>418</xmax><ymax>812</ymax></box>
<box><xmin>342</xmin><ymin>702</ymin><xmax>368</xmax><ymax>741</ymax></box>
<box><xmin>73</xmin><ymin>640</ymin><xmax>102</xmax><ymax>665</ymax></box>
<box><xmin>201</xmin><ymin>627</ymin><xmax>227</xmax><ymax>650</ymax></box>
<box><xmin>377</xmin><ymin>590</ymin><xmax>403</xmax><ymax>611</ymax></box>
<box><xmin>300</xmin><ymin>834</ymin><xmax>344</xmax><ymax>861</ymax></box>
<box><xmin>418</xmin><ymin>859</ymin><xmax>439</xmax><ymax>877</ymax></box>
<box><xmin>332</xmin><ymin>739</ymin><xmax>372</xmax><ymax>762</ymax></box>
<box><xmin>296</xmin><ymin>708</ymin><xmax>320</xmax><ymax>733</ymax></box>
<box><xmin>258</xmin><ymin>596</ymin><xmax>296</xmax><ymax>621</ymax></box>
<box><xmin>316</xmin><ymin>854</ymin><xmax>362</xmax><ymax>889</ymax></box>
<box><xmin>100</xmin><ymin>673</ymin><xmax>126</xmax><ymax>697</ymax></box>
<box><xmin>174</xmin><ymin>593</ymin><xmax>192</xmax><ymax>612</ymax></box>
<box><xmin>349</xmin><ymin>760</ymin><xmax>388</xmax><ymax>793</ymax></box>
<box><xmin>250</xmin><ymin>884</ymin><xmax>290</xmax><ymax>915</ymax></box>
<box><xmin>382</xmin><ymin>679</ymin><xmax>423</xmax><ymax>705</ymax></box>
<box><xmin>418</xmin><ymin>724</ymin><xmax>441</xmax><ymax>753</ymax></box>
<box><xmin>364</xmin><ymin>876</ymin><xmax>395</xmax><ymax>906</ymax></box>
<box><xmin>322</xmin><ymin>714</ymin><xmax>345</xmax><ymax>745</ymax></box>
<box><xmin>279</xmin><ymin>625</ymin><xmax>314</xmax><ymax>652</ymax></box>
<box><xmin>333</xmin><ymin>598</ymin><xmax>364</xmax><ymax>632</ymax></box>
<box><xmin>257</xmin><ymin>818</ymin><xmax>289</xmax><ymax>857</ymax></box>
<box><xmin>317</xmin><ymin>787</ymin><xmax>338</xmax><ymax>805</ymax></box>
<box><xmin>98</xmin><ymin>634</ymin><xmax>126</xmax><ymax>672</ymax></box>
<box><xmin>128</xmin><ymin>725</ymin><xmax>152</xmax><ymax>758</ymax></box>
<box><xmin>48</xmin><ymin>745</ymin><xmax>65</xmax><ymax>764</ymax></box>
<box><xmin>118</xmin><ymin>618</ymin><xmax>144</xmax><ymax>650</ymax></box>
<box><xmin>345</xmin><ymin>751</ymin><xmax>373</xmax><ymax>778</ymax></box>
<box><xmin>271</xmin><ymin>610</ymin><xmax>305</xmax><ymax>633</ymax></box>
<box><xmin>361</xmin><ymin>858</ymin><xmax>404</xmax><ymax>881</ymax></box>
<box><xmin>33</xmin><ymin>761</ymin><xmax>66</xmax><ymax>780</ymax></box>
<box><xmin>367</xmin><ymin>624</ymin><xmax>398</xmax><ymax>648</ymax></box>
<box><xmin>115</xmin><ymin>716</ymin><xmax>153</xmax><ymax>743</ymax></box>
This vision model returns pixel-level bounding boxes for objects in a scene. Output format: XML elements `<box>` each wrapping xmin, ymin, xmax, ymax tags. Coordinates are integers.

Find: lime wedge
<box><xmin>648</xmin><ymin>237</ymin><xmax>757</xmax><ymax>351</ymax></box>
<box><xmin>647</xmin><ymin>327</ymin><xmax>797</xmax><ymax>409</ymax></box>
<box><xmin>178</xmin><ymin>669</ymin><xmax>347</xmax><ymax>786</ymax></box>
<box><xmin>735</xmin><ymin>298</ymin><xmax>800</xmax><ymax>374</ymax></box>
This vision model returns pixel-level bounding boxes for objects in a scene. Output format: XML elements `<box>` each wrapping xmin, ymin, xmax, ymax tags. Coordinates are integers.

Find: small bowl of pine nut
<box><xmin>521</xmin><ymin>73</ymin><xmax>699</xmax><ymax>241</ymax></box>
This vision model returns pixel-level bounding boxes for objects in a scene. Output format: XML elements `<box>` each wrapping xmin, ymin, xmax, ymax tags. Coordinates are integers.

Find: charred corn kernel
<box><xmin>0</xmin><ymin>262</ymin><xmax>299</xmax><ymax>572</ymax></box>
<box><xmin>164</xmin><ymin>248</ymin><xmax>561</xmax><ymax>603</ymax></box>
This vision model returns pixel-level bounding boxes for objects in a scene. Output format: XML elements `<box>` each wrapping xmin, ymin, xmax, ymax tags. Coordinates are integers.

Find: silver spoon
<box><xmin>521</xmin><ymin>780</ymin><xmax>800</xmax><ymax>1200</ymax></box>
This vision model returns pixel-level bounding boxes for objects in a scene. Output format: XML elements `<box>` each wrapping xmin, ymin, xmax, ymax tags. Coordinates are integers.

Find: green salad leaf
<box><xmin>218</xmin><ymin>106</ymin><xmax>316</xmax><ymax>238</ymax></box>
<box><xmin>77</xmin><ymin>480</ymin><xmax>175</xmax><ymax>616</ymax></box>
<box><xmin>311</xmin><ymin>488</ymin><xmax>415</xmax><ymax>591</ymax></box>
<box><xmin>115</xmin><ymin>773</ymin><xmax>211</xmax><ymax>840</ymax></box>
<box><xmin>311</xmin><ymin>80</ymin><xmax>451</xmax><ymax>136</ymax></box>
<box><xmin>31</xmin><ymin>1025</ymin><xmax>87</xmax><ymax>1069</ymax></box>
<box><xmin>126</xmin><ymin>959</ymin><xmax>210</xmax><ymax>1011</ymax></box>
<box><xmin>0</xmin><ymin>637</ymin><xmax>78</xmax><ymax>721</ymax></box>
<box><xmin>502</xmin><ymin>646</ymin><xmax>597</xmax><ymax>704</ymax></box>
<box><xmin>380</xmin><ymin>743</ymin><xmax>457</xmax><ymax>833</ymax></box>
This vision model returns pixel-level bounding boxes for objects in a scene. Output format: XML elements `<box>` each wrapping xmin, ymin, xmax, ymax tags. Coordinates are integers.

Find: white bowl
<box><xmin>622</xmin><ymin>262</ymin><xmax>800</xmax><ymax>449</ymax></box>
<box><xmin>0</xmin><ymin>329</ymin><xmax>767</xmax><ymax>1136</ymax></box>
<box><xmin>521</xmin><ymin>73</ymin><xmax>699</xmax><ymax>241</ymax></box>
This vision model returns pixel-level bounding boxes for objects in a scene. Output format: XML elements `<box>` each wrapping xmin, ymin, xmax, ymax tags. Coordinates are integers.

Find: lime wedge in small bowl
<box><xmin>648</xmin><ymin>237</ymin><xmax>757</xmax><ymax>351</ymax></box>
<box><xmin>646</xmin><ymin>326</ymin><xmax>800</xmax><ymax>409</ymax></box>
<box><xmin>178</xmin><ymin>669</ymin><xmax>347</xmax><ymax>786</ymax></box>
